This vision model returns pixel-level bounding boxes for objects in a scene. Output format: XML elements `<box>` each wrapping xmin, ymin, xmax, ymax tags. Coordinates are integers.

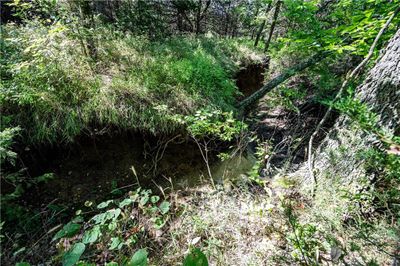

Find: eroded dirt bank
<box><xmin>16</xmin><ymin>62</ymin><xmax>270</xmax><ymax>208</ymax></box>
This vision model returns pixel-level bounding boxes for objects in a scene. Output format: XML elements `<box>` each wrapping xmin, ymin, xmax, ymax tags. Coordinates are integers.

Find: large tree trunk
<box><xmin>301</xmin><ymin>29</ymin><xmax>400</xmax><ymax>191</ymax></box>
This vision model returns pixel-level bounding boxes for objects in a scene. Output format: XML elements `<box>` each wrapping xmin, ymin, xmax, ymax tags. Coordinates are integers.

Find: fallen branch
<box><xmin>237</xmin><ymin>51</ymin><xmax>329</xmax><ymax>110</ymax></box>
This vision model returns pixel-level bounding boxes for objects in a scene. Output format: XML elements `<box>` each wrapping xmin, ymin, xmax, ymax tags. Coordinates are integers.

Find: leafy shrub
<box><xmin>54</xmin><ymin>188</ymin><xmax>171</xmax><ymax>264</ymax></box>
<box><xmin>184</xmin><ymin>109</ymin><xmax>246</xmax><ymax>141</ymax></box>
<box><xmin>283</xmin><ymin>203</ymin><xmax>325</xmax><ymax>265</ymax></box>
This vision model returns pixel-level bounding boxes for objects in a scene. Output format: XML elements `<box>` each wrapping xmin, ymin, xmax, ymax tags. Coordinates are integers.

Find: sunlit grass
<box><xmin>1</xmin><ymin>22</ymin><xmax>263</xmax><ymax>144</ymax></box>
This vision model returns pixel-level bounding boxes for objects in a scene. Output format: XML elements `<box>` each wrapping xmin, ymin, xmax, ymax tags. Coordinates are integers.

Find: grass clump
<box><xmin>1</xmin><ymin>20</ymin><xmax>261</xmax><ymax>144</ymax></box>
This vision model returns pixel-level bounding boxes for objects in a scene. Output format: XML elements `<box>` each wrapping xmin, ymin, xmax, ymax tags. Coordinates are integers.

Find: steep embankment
<box><xmin>1</xmin><ymin>21</ymin><xmax>264</xmax><ymax>145</ymax></box>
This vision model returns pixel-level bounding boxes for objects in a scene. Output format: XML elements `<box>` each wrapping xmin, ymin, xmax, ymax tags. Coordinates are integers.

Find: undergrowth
<box><xmin>1</xmin><ymin>20</ymin><xmax>262</xmax><ymax>144</ymax></box>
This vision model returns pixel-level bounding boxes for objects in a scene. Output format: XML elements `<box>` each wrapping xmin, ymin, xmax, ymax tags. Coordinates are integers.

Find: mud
<box><xmin>20</xmin><ymin>131</ymin><xmax>256</xmax><ymax>208</ymax></box>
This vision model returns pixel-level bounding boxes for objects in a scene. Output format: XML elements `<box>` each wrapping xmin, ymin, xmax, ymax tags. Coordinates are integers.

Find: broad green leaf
<box><xmin>108</xmin><ymin>221</ymin><xmax>117</xmax><ymax>231</ymax></box>
<box><xmin>150</xmin><ymin>195</ymin><xmax>160</xmax><ymax>203</ymax></box>
<box><xmin>92</xmin><ymin>213</ymin><xmax>107</xmax><ymax>225</ymax></box>
<box><xmin>16</xmin><ymin>263</ymin><xmax>30</xmax><ymax>266</ymax></box>
<box><xmin>139</xmin><ymin>195</ymin><xmax>149</xmax><ymax>206</ymax></box>
<box><xmin>159</xmin><ymin>201</ymin><xmax>170</xmax><ymax>215</ymax></box>
<box><xmin>97</xmin><ymin>200</ymin><xmax>113</xmax><ymax>209</ymax></box>
<box><xmin>119</xmin><ymin>198</ymin><xmax>133</xmax><ymax>208</ymax></box>
<box><xmin>183</xmin><ymin>248</ymin><xmax>208</xmax><ymax>266</ymax></box>
<box><xmin>53</xmin><ymin>222</ymin><xmax>81</xmax><ymax>240</ymax></box>
<box><xmin>128</xmin><ymin>249</ymin><xmax>148</xmax><ymax>266</ymax></box>
<box><xmin>63</xmin><ymin>243</ymin><xmax>86</xmax><ymax>266</ymax></box>
<box><xmin>82</xmin><ymin>226</ymin><xmax>100</xmax><ymax>244</ymax></box>
<box><xmin>109</xmin><ymin>237</ymin><xmax>123</xmax><ymax>250</ymax></box>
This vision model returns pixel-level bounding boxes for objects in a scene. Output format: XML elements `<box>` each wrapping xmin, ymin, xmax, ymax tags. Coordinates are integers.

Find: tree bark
<box><xmin>195</xmin><ymin>0</ymin><xmax>211</xmax><ymax>34</ymax></box>
<box><xmin>254</xmin><ymin>2</ymin><xmax>272</xmax><ymax>47</ymax></box>
<box><xmin>301</xmin><ymin>29</ymin><xmax>400</xmax><ymax>190</ymax></box>
<box><xmin>254</xmin><ymin>20</ymin><xmax>266</xmax><ymax>47</ymax></box>
<box><xmin>264</xmin><ymin>0</ymin><xmax>282</xmax><ymax>53</ymax></box>
<box><xmin>237</xmin><ymin>51</ymin><xmax>328</xmax><ymax>109</ymax></box>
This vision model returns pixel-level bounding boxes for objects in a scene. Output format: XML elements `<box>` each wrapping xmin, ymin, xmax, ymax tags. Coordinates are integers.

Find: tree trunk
<box><xmin>302</xmin><ymin>29</ymin><xmax>400</xmax><ymax>190</ymax></box>
<box><xmin>78</xmin><ymin>0</ymin><xmax>97</xmax><ymax>60</ymax></box>
<box><xmin>177</xmin><ymin>10</ymin><xmax>183</xmax><ymax>31</ymax></box>
<box><xmin>195</xmin><ymin>0</ymin><xmax>202</xmax><ymax>34</ymax></box>
<box><xmin>254</xmin><ymin>20</ymin><xmax>266</xmax><ymax>47</ymax></box>
<box><xmin>224</xmin><ymin>2</ymin><xmax>231</xmax><ymax>37</ymax></box>
<box><xmin>237</xmin><ymin>51</ymin><xmax>328</xmax><ymax>109</ymax></box>
<box><xmin>195</xmin><ymin>0</ymin><xmax>211</xmax><ymax>34</ymax></box>
<box><xmin>264</xmin><ymin>0</ymin><xmax>282</xmax><ymax>53</ymax></box>
<box><xmin>254</xmin><ymin>2</ymin><xmax>272</xmax><ymax>47</ymax></box>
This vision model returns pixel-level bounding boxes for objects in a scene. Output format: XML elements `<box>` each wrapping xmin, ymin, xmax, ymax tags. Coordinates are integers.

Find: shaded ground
<box><xmin>20</xmin><ymin>132</ymin><xmax>211</xmax><ymax>207</ymax></box>
<box><xmin>246</xmin><ymin>88</ymin><xmax>338</xmax><ymax>177</ymax></box>
<box><xmin>3</xmin><ymin>61</ymin><xmax>342</xmax><ymax>265</ymax></box>
<box><xmin>235</xmin><ymin>59</ymin><xmax>269</xmax><ymax>100</ymax></box>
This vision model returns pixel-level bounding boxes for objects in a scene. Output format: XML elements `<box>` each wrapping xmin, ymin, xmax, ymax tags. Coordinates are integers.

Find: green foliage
<box><xmin>0</xmin><ymin>127</ymin><xmax>20</xmax><ymax>165</ymax></box>
<box><xmin>63</xmin><ymin>243</ymin><xmax>86</xmax><ymax>266</ymax></box>
<box><xmin>343</xmin><ymin>147</ymin><xmax>400</xmax><ymax>222</ymax></box>
<box><xmin>53</xmin><ymin>222</ymin><xmax>82</xmax><ymax>241</ymax></box>
<box><xmin>128</xmin><ymin>249</ymin><xmax>148</xmax><ymax>266</ymax></box>
<box><xmin>183</xmin><ymin>248</ymin><xmax>209</xmax><ymax>266</ymax></box>
<box><xmin>15</xmin><ymin>263</ymin><xmax>31</xmax><ymax>266</ymax></box>
<box><xmin>115</xmin><ymin>0</ymin><xmax>167</xmax><ymax>38</ymax></box>
<box><xmin>247</xmin><ymin>140</ymin><xmax>269</xmax><ymax>185</ymax></box>
<box><xmin>333</xmin><ymin>94</ymin><xmax>399</xmax><ymax>146</ymax></box>
<box><xmin>1</xmin><ymin>17</ymin><xmax>257</xmax><ymax>144</ymax></box>
<box><xmin>334</xmin><ymin>96</ymin><xmax>379</xmax><ymax>133</ymax></box>
<box><xmin>278</xmin><ymin>0</ymin><xmax>399</xmax><ymax>56</ymax></box>
<box><xmin>330</xmin><ymin>91</ymin><xmax>400</xmax><ymax>262</ymax></box>
<box><xmin>0</xmin><ymin>126</ymin><xmax>58</xmax><ymax>247</ymax></box>
<box><xmin>185</xmin><ymin>109</ymin><xmax>246</xmax><ymax>141</ymax></box>
<box><xmin>1</xmin><ymin>0</ymin><xmax>259</xmax><ymax>145</ymax></box>
<box><xmin>55</xmin><ymin>188</ymin><xmax>171</xmax><ymax>264</ymax></box>
<box><xmin>283</xmin><ymin>203</ymin><xmax>324</xmax><ymax>265</ymax></box>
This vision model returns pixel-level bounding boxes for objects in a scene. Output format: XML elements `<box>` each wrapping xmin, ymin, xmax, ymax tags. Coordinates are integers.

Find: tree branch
<box><xmin>307</xmin><ymin>6</ymin><xmax>400</xmax><ymax>194</ymax></box>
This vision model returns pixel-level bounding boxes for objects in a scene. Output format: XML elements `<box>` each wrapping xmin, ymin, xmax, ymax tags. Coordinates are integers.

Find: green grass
<box><xmin>1</xmin><ymin>21</ymin><xmax>262</xmax><ymax>144</ymax></box>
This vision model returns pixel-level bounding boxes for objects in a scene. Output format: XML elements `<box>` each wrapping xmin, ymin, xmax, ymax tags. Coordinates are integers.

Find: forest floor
<box><xmin>152</xmin><ymin>91</ymin><xmax>333</xmax><ymax>265</ymax></box>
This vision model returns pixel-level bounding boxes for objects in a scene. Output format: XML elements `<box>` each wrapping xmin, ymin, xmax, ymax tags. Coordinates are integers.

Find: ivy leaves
<box><xmin>183</xmin><ymin>248</ymin><xmax>208</xmax><ymax>266</ymax></box>
<box><xmin>53</xmin><ymin>222</ymin><xmax>81</xmax><ymax>241</ymax></box>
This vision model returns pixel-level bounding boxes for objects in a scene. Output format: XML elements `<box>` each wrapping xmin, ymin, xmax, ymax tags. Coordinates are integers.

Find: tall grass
<box><xmin>1</xmin><ymin>21</ymin><xmax>261</xmax><ymax>144</ymax></box>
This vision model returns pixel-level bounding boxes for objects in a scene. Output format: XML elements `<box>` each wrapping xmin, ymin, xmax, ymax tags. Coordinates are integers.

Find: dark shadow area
<box><xmin>235</xmin><ymin>59</ymin><xmax>269</xmax><ymax>99</ymax></box>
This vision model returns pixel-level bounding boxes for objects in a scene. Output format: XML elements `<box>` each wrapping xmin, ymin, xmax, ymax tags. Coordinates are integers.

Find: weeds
<box><xmin>53</xmin><ymin>187</ymin><xmax>171</xmax><ymax>264</ymax></box>
<box><xmin>1</xmin><ymin>20</ymin><xmax>261</xmax><ymax>145</ymax></box>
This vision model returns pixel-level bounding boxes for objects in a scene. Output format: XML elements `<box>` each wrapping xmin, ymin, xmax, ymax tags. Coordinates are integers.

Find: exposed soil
<box><xmin>235</xmin><ymin>59</ymin><xmax>269</xmax><ymax>99</ymax></box>
<box><xmin>20</xmin><ymin>132</ymin><xmax>214</xmax><ymax>208</ymax></box>
<box><xmin>16</xmin><ymin>62</ymin><xmax>270</xmax><ymax>210</ymax></box>
<box><xmin>14</xmin><ymin>61</ymin><xmax>335</xmax><ymax>214</ymax></box>
<box><xmin>246</xmin><ymin>80</ymin><xmax>339</xmax><ymax>177</ymax></box>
